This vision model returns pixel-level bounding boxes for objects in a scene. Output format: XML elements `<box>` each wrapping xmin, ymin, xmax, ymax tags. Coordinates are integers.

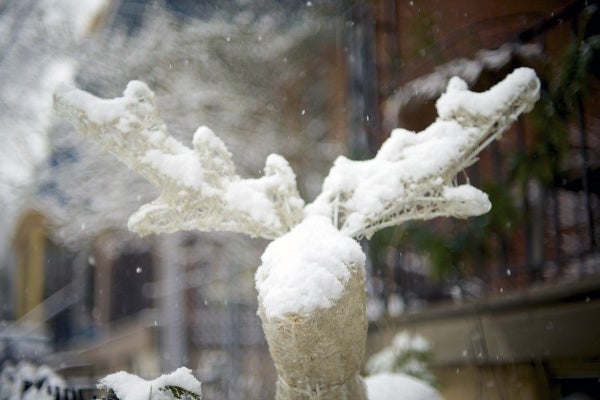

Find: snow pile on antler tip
<box><xmin>436</xmin><ymin>67</ymin><xmax>540</xmax><ymax>122</ymax></box>
<box><xmin>55</xmin><ymin>80</ymin><xmax>156</xmax><ymax>126</ymax></box>
<box><xmin>98</xmin><ymin>367</ymin><xmax>202</xmax><ymax>400</ymax></box>
<box><xmin>255</xmin><ymin>216</ymin><xmax>365</xmax><ymax>318</ymax></box>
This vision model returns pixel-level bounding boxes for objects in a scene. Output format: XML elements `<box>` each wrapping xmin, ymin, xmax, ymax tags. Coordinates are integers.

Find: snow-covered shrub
<box><xmin>98</xmin><ymin>368</ymin><xmax>202</xmax><ymax>400</ymax></box>
<box><xmin>366</xmin><ymin>331</ymin><xmax>436</xmax><ymax>385</ymax></box>
<box><xmin>0</xmin><ymin>361</ymin><xmax>66</xmax><ymax>400</ymax></box>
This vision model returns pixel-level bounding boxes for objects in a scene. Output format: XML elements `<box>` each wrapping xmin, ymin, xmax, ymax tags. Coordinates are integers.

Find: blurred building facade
<box><xmin>362</xmin><ymin>1</ymin><xmax>600</xmax><ymax>399</ymax></box>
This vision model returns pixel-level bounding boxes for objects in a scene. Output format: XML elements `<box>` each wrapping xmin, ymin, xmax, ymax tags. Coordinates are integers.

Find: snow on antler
<box><xmin>53</xmin><ymin>68</ymin><xmax>539</xmax><ymax>242</ymax></box>
<box><xmin>54</xmin><ymin>81</ymin><xmax>304</xmax><ymax>239</ymax></box>
<box><xmin>305</xmin><ymin>67</ymin><xmax>540</xmax><ymax>239</ymax></box>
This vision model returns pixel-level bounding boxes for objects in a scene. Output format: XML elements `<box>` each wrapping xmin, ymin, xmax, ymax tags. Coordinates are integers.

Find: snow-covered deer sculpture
<box><xmin>54</xmin><ymin>67</ymin><xmax>540</xmax><ymax>400</ymax></box>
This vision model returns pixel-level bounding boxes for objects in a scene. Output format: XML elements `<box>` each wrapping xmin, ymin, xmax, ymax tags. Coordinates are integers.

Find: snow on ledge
<box><xmin>365</xmin><ymin>373</ymin><xmax>443</xmax><ymax>400</ymax></box>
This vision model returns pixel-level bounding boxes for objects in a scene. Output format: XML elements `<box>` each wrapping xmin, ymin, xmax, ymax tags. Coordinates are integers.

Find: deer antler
<box><xmin>54</xmin><ymin>68</ymin><xmax>539</xmax><ymax>241</ymax></box>
<box><xmin>54</xmin><ymin>81</ymin><xmax>304</xmax><ymax>239</ymax></box>
<box><xmin>305</xmin><ymin>67</ymin><xmax>540</xmax><ymax>239</ymax></box>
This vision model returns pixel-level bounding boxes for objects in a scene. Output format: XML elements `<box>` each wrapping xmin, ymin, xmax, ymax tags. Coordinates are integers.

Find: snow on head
<box><xmin>255</xmin><ymin>216</ymin><xmax>365</xmax><ymax>318</ymax></box>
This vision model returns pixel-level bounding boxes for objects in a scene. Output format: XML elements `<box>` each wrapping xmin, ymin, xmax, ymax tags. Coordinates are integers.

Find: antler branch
<box><xmin>306</xmin><ymin>67</ymin><xmax>540</xmax><ymax>239</ymax></box>
<box><xmin>54</xmin><ymin>81</ymin><xmax>304</xmax><ymax>239</ymax></box>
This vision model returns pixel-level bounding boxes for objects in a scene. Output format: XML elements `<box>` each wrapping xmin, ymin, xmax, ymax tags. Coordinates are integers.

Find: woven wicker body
<box><xmin>258</xmin><ymin>263</ymin><xmax>368</xmax><ymax>399</ymax></box>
